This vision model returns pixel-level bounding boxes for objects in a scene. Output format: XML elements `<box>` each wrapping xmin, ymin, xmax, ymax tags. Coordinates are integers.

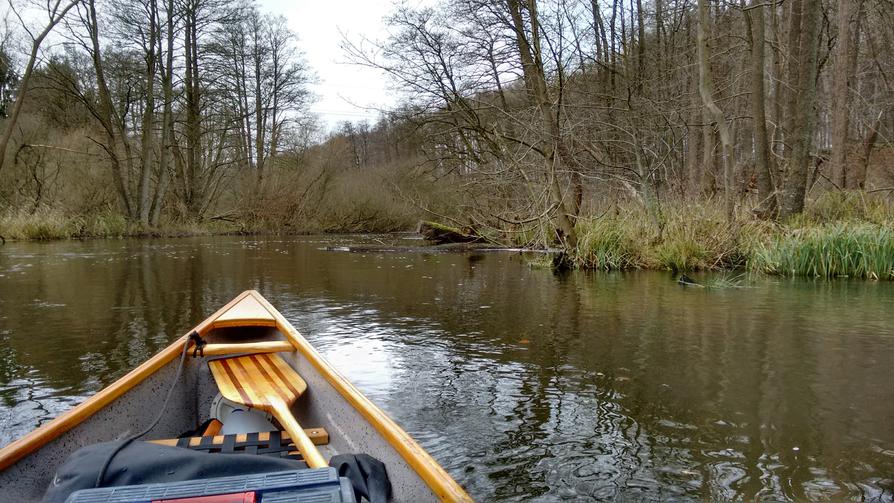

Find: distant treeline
<box><xmin>0</xmin><ymin>0</ymin><xmax>892</xmax><ymax>255</ymax></box>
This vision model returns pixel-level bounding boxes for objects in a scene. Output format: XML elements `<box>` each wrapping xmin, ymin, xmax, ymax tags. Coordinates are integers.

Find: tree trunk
<box><xmin>769</xmin><ymin>0</ymin><xmax>784</xmax><ymax>174</ymax></box>
<box><xmin>138</xmin><ymin>0</ymin><xmax>159</xmax><ymax>224</ymax></box>
<box><xmin>609</xmin><ymin>0</ymin><xmax>618</xmax><ymax>93</ymax></box>
<box><xmin>855</xmin><ymin>111</ymin><xmax>882</xmax><ymax>189</ymax></box>
<box><xmin>697</xmin><ymin>0</ymin><xmax>736</xmax><ymax>219</ymax></box>
<box><xmin>183</xmin><ymin>1</ymin><xmax>203</xmax><ymax>219</ymax></box>
<box><xmin>746</xmin><ymin>0</ymin><xmax>777</xmax><ymax>217</ymax></box>
<box><xmin>830</xmin><ymin>0</ymin><xmax>853</xmax><ymax>188</ymax></box>
<box><xmin>684</xmin><ymin>16</ymin><xmax>702</xmax><ymax>196</ymax></box>
<box><xmin>150</xmin><ymin>0</ymin><xmax>176</xmax><ymax>226</ymax></box>
<box><xmin>590</xmin><ymin>0</ymin><xmax>610</xmax><ymax>74</ymax></box>
<box><xmin>635</xmin><ymin>0</ymin><xmax>645</xmax><ymax>91</ymax></box>
<box><xmin>252</xmin><ymin>16</ymin><xmax>266</xmax><ymax>187</ymax></box>
<box><xmin>86</xmin><ymin>0</ymin><xmax>134</xmax><ymax>218</ymax></box>
<box><xmin>507</xmin><ymin>0</ymin><xmax>578</xmax><ymax>249</ymax></box>
<box><xmin>779</xmin><ymin>0</ymin><xmax>821</xmax><ymax>218</ymax></box>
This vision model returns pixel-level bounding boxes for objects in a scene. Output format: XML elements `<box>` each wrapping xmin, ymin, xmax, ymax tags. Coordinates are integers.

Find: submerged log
<box><xmin>678</xmin><ymin>274</ymin><xmax>704</xmax><ymax>287</ymax></box>
<box><xmin>416</xmin><ymin>221</ymin><xmax>482</xmax><ymax>244</ymax></box>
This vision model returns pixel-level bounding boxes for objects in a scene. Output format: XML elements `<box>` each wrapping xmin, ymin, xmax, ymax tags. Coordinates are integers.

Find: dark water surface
<box><xmin>1</xmin><ymin>235</ymin><xmax>892</xmax><ymax>501</ymax></box>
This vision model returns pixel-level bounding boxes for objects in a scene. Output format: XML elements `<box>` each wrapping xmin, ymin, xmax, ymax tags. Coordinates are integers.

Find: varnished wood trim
<box><xmin>0</xmin><ymin>291</ymin><xmax>261</xmax><ymax>472</ymax></box>
<box><xmin>250</xmin><ymin>291</ymin><xmax>473</xmax><ymax>502</ymax></box>
<box><xmin>201</xmin><ymin>341</ymin><xmax>295</xmax><ymax>356</ymax></box>
<box><xmin>194</xmin><ymin>290</ymin><xmax>260</xmax><ymax>336</ymax></box>
<box><xmin>211</xmin><ymin>295</ymin><xmax>276</xmax><ymax>329</ymax></box>
<box><xmin>209</xmin><ymin>318</ymin><xmax>277</xmax><ymax>329</ymax></box>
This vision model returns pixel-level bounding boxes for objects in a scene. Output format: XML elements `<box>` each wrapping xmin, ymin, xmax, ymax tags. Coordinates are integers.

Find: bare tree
<box><xmin>0</xmin><ymin>0</ymin><xmax>79</xmax><ymax>174</ymax></box>
<box><xmin>744</xmin><ymin>0</ymin><xmax>776</xmax><ymax>216</ymax></box>
<box><xmin>696</xmin><ymin>0</ymin><xmax>736</xmax><ymax>219</ymax></box>
<box><xmin>149</xmin><ymin>0</ymin><xmax>177</xmax><ymax>225</ymax></box>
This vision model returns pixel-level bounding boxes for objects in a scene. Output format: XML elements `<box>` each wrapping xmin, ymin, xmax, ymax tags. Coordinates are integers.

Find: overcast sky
<box><xmin>258</xmin><ymin>0</ymin><xmax>398</xmax><ymax>132</ymax></box>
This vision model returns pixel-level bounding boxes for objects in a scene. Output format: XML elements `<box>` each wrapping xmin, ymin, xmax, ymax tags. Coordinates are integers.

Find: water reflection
<box><xmin>1</xmin><ymin>236</ymin><xmax>893</xmax><ymax>501</ymax></box>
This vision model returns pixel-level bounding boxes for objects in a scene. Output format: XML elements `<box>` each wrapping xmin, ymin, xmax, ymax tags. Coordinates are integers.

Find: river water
<box><xmin>0</xmin><ymin>235</ymin><xmax>892</xmax><ymax>501</ymax></box>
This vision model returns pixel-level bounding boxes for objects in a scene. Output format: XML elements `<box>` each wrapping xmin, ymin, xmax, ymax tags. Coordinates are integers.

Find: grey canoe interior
<box><xmin>0</xmin><ymin>290</ymin><xmax>471</xmax><ymax>502</ymax></box>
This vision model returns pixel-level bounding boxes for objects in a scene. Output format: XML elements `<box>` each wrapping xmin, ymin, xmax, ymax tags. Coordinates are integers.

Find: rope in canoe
<box><xmin>93</xmin><ymin>336</ymin><xmax>192</xmax><ymax>487</ymax></box>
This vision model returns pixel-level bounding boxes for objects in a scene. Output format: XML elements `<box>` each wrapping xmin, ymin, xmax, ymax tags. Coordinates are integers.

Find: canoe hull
<box><xmin>0</xmin><ymin>359</ymin><xmax>197</xmax><ymax>501</ymax></box>
<box><xmin>0</xmin><ymin>291</ymin><xmax>471</xmax><ymax>502</ymax></box>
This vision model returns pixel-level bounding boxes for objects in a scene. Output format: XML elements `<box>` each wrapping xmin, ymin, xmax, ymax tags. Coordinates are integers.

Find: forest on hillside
<box><xmin>0</xmin><ymin>0</ymin><xmax>892</xmax><ymax>269</ymax></box>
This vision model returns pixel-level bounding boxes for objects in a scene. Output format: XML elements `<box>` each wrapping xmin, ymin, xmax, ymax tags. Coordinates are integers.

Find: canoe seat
<box><xmin>150</xmin><ymin>428</ymin><xmax>329</xmax><ymax>462</ymax></box>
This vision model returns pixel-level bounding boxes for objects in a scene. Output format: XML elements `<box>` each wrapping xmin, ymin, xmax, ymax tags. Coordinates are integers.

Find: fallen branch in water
<box><xmin>417</xmin><ymin>220</ymin><xmax>483</xmax><ymax>244</ymax></box>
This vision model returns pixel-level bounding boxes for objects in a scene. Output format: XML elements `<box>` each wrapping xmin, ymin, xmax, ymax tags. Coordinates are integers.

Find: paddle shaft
<box><xmin>270</xmin><ymin>399</ymin><xmax>327</xmax><ymax>468</ymax></box>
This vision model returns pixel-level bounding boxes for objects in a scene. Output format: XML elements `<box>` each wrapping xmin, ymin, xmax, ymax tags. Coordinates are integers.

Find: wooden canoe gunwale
<box><xmin>0</xmin><ymin>289</ymin><xmax>257</xmax><ymax>473</ymax></box>
<box><xmin>0</xmin><ymin>290</ymin><xmax>471</xmax><ymax>502</ymax></box>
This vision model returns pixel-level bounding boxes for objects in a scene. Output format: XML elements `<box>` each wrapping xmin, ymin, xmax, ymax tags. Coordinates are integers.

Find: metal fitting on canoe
<box><xmin>188</xmin><ymin>331</ymin><xmax>207</xmax><ymax>358</ymax></box>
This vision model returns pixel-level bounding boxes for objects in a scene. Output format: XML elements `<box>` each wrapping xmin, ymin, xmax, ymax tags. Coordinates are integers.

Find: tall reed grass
<box><xmin>749</xmin><ymin>223</ymin><xmax>894</xmax><ymax>279</ymax></box>
<box><xmin>572</xmin><ymin>193</ymin><xmax>894</xmax><ymax>280</ymax></box>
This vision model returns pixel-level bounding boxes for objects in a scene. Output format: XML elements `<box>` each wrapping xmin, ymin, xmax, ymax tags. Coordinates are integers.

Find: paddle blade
<box><xmin>209</xmin><ymin>353</ymin><xmax>307</xmax><ymax>410</ymax></box>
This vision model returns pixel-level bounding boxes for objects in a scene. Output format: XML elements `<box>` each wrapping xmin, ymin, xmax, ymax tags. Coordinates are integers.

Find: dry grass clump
<box><xmin>804</xmin><ymin>191</ymin><xmax>893</xmax><ymax>225</ymax></box>
<box><xmin>650</xmin><ymin>201</ymin><xmax>745</xmax><ymax>271</ymax></box>
<box><xmin>0</xmin><ymin>209</ymin><xmax>224</xmax><ymax>240</ymax></box>
<box><xmin>0</xmin><ymin>209</ymin><xmax>78</xmax><ymax>240</ymax></box>
<box><xmin>574</xmin><ymin>199</ymin><xmax>756</xmax><ymax>272</ymax></box>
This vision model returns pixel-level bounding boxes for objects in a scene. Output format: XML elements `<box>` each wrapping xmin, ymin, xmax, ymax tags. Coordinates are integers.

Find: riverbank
<box><xmin>0</xmin><ymin>210</ymin><xmax>245</xmax><ymax>241</ymax></box>
<box><xmin>571</xmin><ymin>193</ymin><xmax>894</xmax><ymax>279</ymax></box>
<box><xmin>3</xmin><ymin>193</ymin><xmax>893</xmax><ymax>280</ymax></box>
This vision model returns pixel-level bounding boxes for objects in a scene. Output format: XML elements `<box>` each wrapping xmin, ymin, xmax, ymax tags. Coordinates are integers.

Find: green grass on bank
<box><xmin>572</xmin><ymin>193</ymin><xmax>894</xmax><ymax>279</ymax></box>
<box><xmin>750</xmin><ymin>223</ymin><xmax>894</xmax><ymax>279</ymax></box>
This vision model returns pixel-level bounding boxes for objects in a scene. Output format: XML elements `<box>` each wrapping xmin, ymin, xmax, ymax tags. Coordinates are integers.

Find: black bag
<box><xmin>43</xmin><ymin>440</ymin><xmax>306</xmax><ymax>503</ymax></box>
<box><xmin>329</xmin><ymin>453</ymin><xmax>392</xmax><ymax>503</ymax></box>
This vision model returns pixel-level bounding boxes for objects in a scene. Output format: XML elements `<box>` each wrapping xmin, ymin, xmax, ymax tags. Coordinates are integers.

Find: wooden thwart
<box><xmin>201</xmin><ymin>341</ymin><xmax>295</xmax><ymax>357</ymax></box>
<box><xmin>208</xmin><ymin>353</ymin><xmax>326</xmax><ymax>468</ymax></box>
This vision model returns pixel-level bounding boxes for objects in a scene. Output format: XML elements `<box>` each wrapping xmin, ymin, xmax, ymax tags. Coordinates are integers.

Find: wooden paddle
<box><xmin>208</xmin><ymin>353</ymin><xmax>327</xmax><ymax>468</ymax></box>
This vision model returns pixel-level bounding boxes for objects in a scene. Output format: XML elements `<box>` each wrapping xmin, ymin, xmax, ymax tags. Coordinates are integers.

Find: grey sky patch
<box><xmin>258</xmin><ymin>0</ymin><xmax>396</xmax><ymax>131</ymax></box>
